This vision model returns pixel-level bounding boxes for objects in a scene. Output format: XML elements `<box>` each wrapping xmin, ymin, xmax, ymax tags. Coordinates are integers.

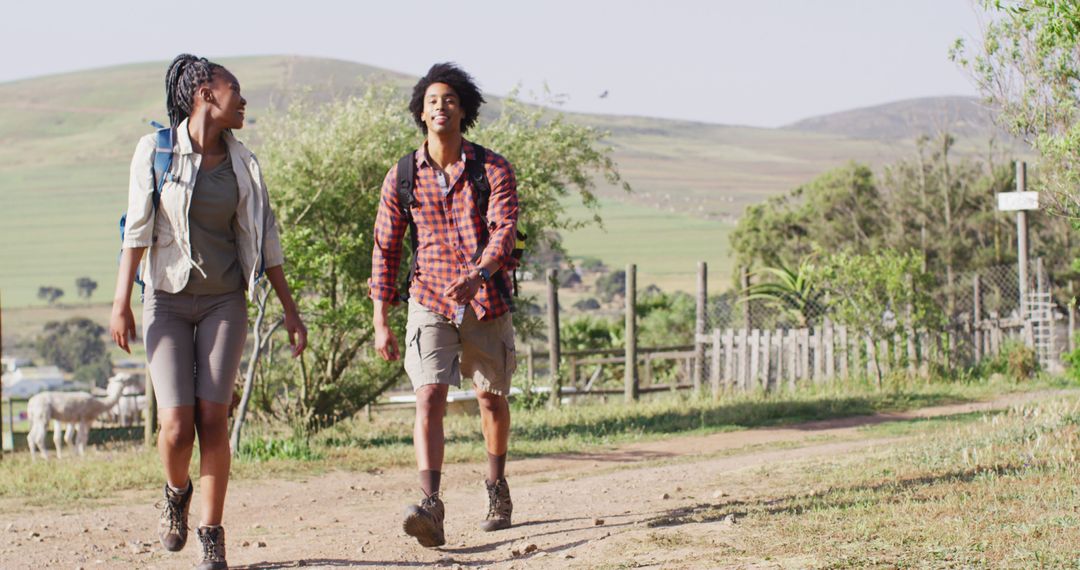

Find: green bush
<box><xmin>978</xmin><ymin>339</ymin><xmax>1039</xmax><ymax>380</ymax></box>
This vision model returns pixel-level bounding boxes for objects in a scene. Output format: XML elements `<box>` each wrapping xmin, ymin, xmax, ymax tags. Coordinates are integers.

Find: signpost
<box><xmin>997</xmin><ymin>161</ymin><xmax>1038</xmax><ymax>314</ymax></box>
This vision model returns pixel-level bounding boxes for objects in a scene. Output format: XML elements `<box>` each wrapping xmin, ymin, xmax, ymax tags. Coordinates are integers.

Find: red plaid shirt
<box><xmin>369</xmin><ymin>140</ymin><xmax>519</xmax><ymax>323</ymax></box>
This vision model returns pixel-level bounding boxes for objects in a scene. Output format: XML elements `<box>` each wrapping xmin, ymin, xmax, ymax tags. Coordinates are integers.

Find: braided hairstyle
<box><xmin>165</xmin><ymin>54</ymin><xmax>223</xmax><ymax>127</ymax></box>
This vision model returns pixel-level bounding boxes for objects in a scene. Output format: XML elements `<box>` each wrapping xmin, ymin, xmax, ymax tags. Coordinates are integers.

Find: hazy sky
<box><xmin>0</xmin><ymin>0</ymin><xmax>985</xmax><ymax>127</ymax></box>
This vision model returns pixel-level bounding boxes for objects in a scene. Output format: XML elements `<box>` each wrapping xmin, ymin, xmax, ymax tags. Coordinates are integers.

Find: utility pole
<box><xmin>996</xmin><ymin>161</ymin><xmax>1038</xmax><ymax>316</ymax></box>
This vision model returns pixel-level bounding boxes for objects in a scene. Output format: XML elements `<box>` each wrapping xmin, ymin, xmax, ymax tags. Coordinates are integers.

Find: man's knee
<box><xmin>415</xmin><ymin>384</ymin><xmax>449</xmax><ymax>418</ymax></box>
<box><xmin>477</xmin><ymin>391</ymin><xmax>508</xmax><ymax>414</ymax></box>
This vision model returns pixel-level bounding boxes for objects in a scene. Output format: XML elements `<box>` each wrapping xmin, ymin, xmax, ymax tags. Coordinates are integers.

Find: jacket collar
<box><xmin>175</xmin><ymin>118</ymin><xmax>249</xmax><ymax>159</ymax></box>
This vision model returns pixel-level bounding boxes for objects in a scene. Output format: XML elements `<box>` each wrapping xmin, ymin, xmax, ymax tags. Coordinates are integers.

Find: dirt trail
<box><xmin>0</xmin><ymin>390</ymin><xmax>1064</xmax><ymax>569</ymax></box>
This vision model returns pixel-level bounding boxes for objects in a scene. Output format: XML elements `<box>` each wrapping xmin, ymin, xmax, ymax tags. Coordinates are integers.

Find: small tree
<box><xmin>741</xmin><ymin>257</ymin><xmax>826</xmax><ymax>328</ymax></box>
<box><xmin>37</xmin><ymin>286</ymin><xmax>64</xmax><ymax>305</ymax></box>
<box><xmin>812</xmin><ymin>249</ymin><xmax>940</xmax><ymax>386</ymax></box>
<box><xmin>75</xmin><ymin>277</ymin><xmax>98</xmax><ymax>300</ymax></box>
<box><xmin>249</xmin><ymin>87</ymin><xmax>627</xmax><ymax>433</ymax></box>
<box><xmin>953</xmin><ymin>0</ymin><xmax>1080</xmax><ymax>216</ymax></box>
<box><xmin>37</xmin><ymin>317</ymin><xmax>112</xmax><ymax>387</ymax></box>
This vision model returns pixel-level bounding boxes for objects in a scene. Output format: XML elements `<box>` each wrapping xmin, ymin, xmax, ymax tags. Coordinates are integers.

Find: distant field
<box><xmin>560</xmin><ymin>197</ymin><xmax>736</xmax><ymax>293</ymax></box>
<box><xmin>0</xmin><ymin>55</ymin><xmax>1018</xmax><ymax>307</ymax></box>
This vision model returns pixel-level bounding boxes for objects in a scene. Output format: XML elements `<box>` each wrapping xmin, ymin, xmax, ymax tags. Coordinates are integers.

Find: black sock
<box><xmin>487</xmin><ymin>453</ymin><xmax>507</xmax><ymax>483</ymax></box>
<box><xmin>420</xmin><ymin>470</ymin><xmax>441</xmax><ymax>496</ymax></box>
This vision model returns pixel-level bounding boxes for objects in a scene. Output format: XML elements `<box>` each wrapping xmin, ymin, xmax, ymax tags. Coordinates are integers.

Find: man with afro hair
<box><xmin>369</xmin><ymin>63</ymin><xmax>521</xmax><ymax>547</ymax></box>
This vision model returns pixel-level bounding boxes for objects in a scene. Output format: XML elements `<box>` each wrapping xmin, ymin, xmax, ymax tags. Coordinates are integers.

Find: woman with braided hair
<box><xmin>109</xmin><ymin>54</ymin><xmax>307</xmax><ymax>570</ymax></box>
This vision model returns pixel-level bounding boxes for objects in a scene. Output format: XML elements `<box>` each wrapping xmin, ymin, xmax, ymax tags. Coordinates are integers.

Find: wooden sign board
<box><xmin>997</xmin><ymin>191</ymin><xmax>1039</xmax><ymax>211</ymax></box>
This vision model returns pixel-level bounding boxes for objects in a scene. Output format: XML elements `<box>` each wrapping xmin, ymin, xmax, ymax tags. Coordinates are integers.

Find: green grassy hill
<box><xmin>0</xmin><ymin>56</ymin><xmax>1012</xmax><ymax>307</ymax></box>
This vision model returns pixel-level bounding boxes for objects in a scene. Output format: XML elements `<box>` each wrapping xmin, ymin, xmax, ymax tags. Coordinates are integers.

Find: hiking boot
<box><xmin>479</xmin><ymin>477</ymin><xmax>513</xmax><ymax>532</ymax></box>
<box><xmin>402</xmin><ymin>492</ymin><xmax>446</xmax><ymax>547</ymax></box>
<box><xmin>157</xmin><ymin>480</ymin><xmax>193</xmax><ymax>551</ymax></box>
<box><xmin>195</xmin><ymin>525</ymin><xmax>228</xmax><ymax>570</ymax></box>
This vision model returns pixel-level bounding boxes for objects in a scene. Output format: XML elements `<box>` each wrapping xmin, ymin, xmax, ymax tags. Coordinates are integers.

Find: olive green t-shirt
<box><xmin>182</xmin><ymin>154</ymin><xmax>244</xmax><ymax>295</ymax></box>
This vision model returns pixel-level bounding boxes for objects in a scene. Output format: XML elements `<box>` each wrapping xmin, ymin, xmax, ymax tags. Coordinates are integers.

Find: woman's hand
<box><xmin>284</xmin><ymin>308</ymin><xmax>307</xmax><ymax>358</ymax></box>
<box><xmin>110</xmin><ymin>302</ymin><xmax>137</xmax><ymax>354</ymax></box>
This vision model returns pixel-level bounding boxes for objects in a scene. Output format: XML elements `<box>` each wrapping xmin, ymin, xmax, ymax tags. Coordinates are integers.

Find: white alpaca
<box><xmin>27</xmin><ymin>374</ymin><xmax>137</xmax><ymax>460</ymax></box>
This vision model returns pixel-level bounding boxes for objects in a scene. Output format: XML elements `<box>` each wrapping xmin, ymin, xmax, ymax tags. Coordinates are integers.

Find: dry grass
<box><xmin>647</xmin><ymin>394</ymin><xmax>1080</xmax><ymax>568</ymax></box>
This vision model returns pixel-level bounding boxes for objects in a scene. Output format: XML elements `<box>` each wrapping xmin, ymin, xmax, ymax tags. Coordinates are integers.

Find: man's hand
<box><xmin>375</xmin><ymin>322</ymin><xmax>400</xmax><ymax>361</ymax></box>
<box><xmin>444</xmin><ymin>271</ymin><xmax>482</xmax><ymax>305</ymax></box>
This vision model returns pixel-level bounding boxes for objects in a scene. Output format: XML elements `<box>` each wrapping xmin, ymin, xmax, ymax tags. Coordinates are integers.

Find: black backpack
<box><xmin>395</xmin><ymin>144</ymin><xmax>525</xmax><ymax>306</ymax></box>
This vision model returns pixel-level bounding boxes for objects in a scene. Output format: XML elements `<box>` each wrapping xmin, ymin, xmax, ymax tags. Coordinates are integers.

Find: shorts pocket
<box><xmin>403</xmin><ymin>327</ymin><xmax>424</xmax><ymax>382</ymax></box>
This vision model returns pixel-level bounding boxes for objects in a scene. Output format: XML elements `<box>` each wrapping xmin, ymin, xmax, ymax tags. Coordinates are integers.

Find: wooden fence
<box><xmin>533</xmin><ymin>262</ymin><xmax>1070</xmax><ymax>402</ymax></box>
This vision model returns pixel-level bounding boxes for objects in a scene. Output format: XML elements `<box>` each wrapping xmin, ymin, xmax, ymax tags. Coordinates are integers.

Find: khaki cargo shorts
<box><xmin>403</xmin><ymin>300</ymin><xmax>517</xmax><ymax>396</ymax></box>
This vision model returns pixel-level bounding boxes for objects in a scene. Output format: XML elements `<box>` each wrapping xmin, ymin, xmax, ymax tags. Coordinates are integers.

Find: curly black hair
<box><xmin>165</xmin><ymin>54</ymin><xmax>224</xmax><ymax>127</ymax></box>
<box><xmin>409</xmin><ymin>63</ymin><xmax>485</xmax><ymax>134</ymax></box>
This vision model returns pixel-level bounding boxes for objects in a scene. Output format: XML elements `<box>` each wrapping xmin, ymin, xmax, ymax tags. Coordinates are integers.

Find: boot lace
<box><xmin>486</xmin><ymin>480</ymin><xmax>504</xmax><ymax>519</ymax></box>
<box><xmin>199</xmin><ymin>527</ymin><xmax>225</xmax><ymax>562</ymax></box>
<box><xmin>157</xmin><ymin>489</ymin><xmax>187</xmax><ymax>534</ymax></box>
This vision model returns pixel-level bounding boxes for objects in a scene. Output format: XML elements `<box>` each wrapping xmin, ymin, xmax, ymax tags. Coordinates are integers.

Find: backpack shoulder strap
<box><xmin>467</xmin><ymin>144</ymin><xmax>491</xmax><ymax>222</ymax></box>
<box><xmin>151</xmin><ymin>124</ymin><xmax>174</xmax><ymax>210</ymax></box>
<box><xmin>396</xmin><ymin>151</ymin><xmax>417</xmax><ymax>219</ymax></box>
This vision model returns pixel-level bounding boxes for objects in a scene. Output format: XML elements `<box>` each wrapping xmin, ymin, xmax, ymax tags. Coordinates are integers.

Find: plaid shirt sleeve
<box><xmin>368</xmin><ymin>164</ymin><xmax>407</xmax><ymax>302</ymax></box>
<box><xmin>478</xmin><ymin>155</ymin><xmax>518</xmax><ymax>270</ymax></box>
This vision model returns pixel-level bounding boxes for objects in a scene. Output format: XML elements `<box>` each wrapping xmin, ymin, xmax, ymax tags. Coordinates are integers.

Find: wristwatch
<box><xmin>476</xmin><ymin>267</ymin><xmax>491</xmax><ymax>282</ymax></box>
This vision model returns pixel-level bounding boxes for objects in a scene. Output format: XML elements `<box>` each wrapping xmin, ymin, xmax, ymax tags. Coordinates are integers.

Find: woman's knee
<box><xmin>158</xmin><ymin>413</ymin><xmax>195</xmax><ymax>449</ymax></box>
<box><xmin>194</xmin><ymin>401</ymin><xmax>230</xmax><ymax>435</ymax></box>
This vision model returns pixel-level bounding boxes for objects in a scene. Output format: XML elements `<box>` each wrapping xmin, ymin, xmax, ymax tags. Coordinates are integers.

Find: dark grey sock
<box><xmin>420</xmin><ymin>470</ymin><xmax>441</xmax><ymax>496</ymax></box>
<box><xmin>487</xmin><ymin>453</ymin><xmax>507</xmax><ymax>483</ymax></box>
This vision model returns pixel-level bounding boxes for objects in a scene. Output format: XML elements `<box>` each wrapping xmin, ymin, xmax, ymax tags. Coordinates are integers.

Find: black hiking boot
<box><xmin>403</xmin><ymin>492</ymin><xmax>446</xmax><ymax>547</ymax></box>
<box><xmin>157</xmin><ymin>480</ymin><xmax>193</xmax><ymax>551</ymax></box>
<box><xmin>479</xmin><ymin>477</ymin><xmax>513</xmax><ymax>532</ymax></box>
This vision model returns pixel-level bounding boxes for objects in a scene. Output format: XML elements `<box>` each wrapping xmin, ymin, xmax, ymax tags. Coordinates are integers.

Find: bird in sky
<box><xmin>598</xmin><ymin>90</ymin><xmax>609</xmax><ymax>99</ymax></box>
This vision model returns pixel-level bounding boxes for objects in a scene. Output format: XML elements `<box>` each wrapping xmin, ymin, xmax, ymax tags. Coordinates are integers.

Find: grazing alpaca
<box><xmin>27</xmin><ymin>374</ymin><xmax>137</xmax><ymax>459</ymax></box>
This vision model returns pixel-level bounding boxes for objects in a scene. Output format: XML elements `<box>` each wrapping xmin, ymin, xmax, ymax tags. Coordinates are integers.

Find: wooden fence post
<box><xmin>741</xmin><ymin>267</ymin><xmax>751</xmax><ymax>329</ymax></box>
<box><xmin>547</xmin><ymin>269</ymin><xmax>561</xmax><ymax>408</ymax></box>
<box><xmin>973</xmin><ymin>274</ymin><xmax>983</xmax><ymax>362</ymax></box>
<box><xmin>526</xmin><ymin>344</ymin><xmax>534</xmax><ymax>386</ymax></box>
<box><xmin>723</xmin><ymin>328</ymin><xmax>735</xmax><ymax>388</ymax></box>
<box><xmin>1069</xmin><ymin>299</ymin><xmax>1076</xmax><ymax>353</ymax></box>
<box><xmin>824</xmin><ymin>321</ymin><xmax>835</xmax><ymax>381</ymax></box>
<box><xmin>144</xmin><ymin>372</ymin><xmax>157</xmax><ymax>447</ymax></box>
<box><xmin>625</xmin><ymin>264</ymin><xmax>639</xmax><ymax>402</ymax></box>
<box><xmin>0</xmin><ymin>290</ymin><xmax>3</xmax><ymax>461</ymax></box>
<box><xmin>737</xmin><ymin>328</ymin><xmax>749</xmax><ymax>390</ymax></box>
<box><xmin>710</xmin><ymin>328</ymin><xmax>722</xmax><ymax>396</ymax></box>
<box><xmin>749</xmin><ymin>329</ymin><xmax>761</xmax><ymax>390</ymax></box>
<box><xmin>694</xmin><ymin>262</ymin><xmax>707</xmax><ymax>395</ymax></box>
<box><xmin>761</xmin><ymin>329</ymin><xmax>772</xmax><ymax>390</ymax></box>
<box><xmin>771</xmin><ymin>330</ymin><xmax>782</xmax><ymax>392</ymax></box>
<box><xmin>838</xmin><ymin>325</ymin><xmax>849</xmax><ymax>380</ymax></box>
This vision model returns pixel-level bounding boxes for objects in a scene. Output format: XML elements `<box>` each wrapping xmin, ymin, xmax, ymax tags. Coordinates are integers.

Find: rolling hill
<box><xmin>0</xmin><ymin>56</ymin><xmax>1016</xmax><ymax>306</ymax></box>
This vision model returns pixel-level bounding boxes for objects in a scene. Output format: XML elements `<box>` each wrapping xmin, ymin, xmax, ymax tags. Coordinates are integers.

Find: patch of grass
<box><xmin>1</xmin><ymin>374</ymin><xmax>1072</xmax><ymax>506</ymax></box>
<box><xmin>653</xmin><ymin>393</ymin><xmax>1080</xmax><ymax>567</ymax></box>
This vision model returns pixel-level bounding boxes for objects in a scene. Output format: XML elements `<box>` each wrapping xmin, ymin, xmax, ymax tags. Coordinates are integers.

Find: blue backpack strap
<box><xmin>151</xmin><ymin>124</ymin><xmax>174</xmax><ymax>210</ymax></box>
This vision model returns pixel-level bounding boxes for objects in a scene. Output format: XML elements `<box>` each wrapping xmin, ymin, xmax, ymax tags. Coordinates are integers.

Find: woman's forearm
<box><xmin>264</xmin><ymin>264</ymin><xmax>298</xmax><ymax>314</ymax></box>
<box><xmin>113</xmin><ymin>247</ymin><xmax>146</xmax><ymax>306</ymax></box>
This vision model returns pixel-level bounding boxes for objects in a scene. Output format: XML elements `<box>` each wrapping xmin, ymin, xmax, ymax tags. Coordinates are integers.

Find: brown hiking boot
<box><xmin>195</xmin><ymin>525</ymin><xmax>228</xmax><ymax>570</ymax></box>
<box><xmin>157</xmin><ymin>480</ymin><xmax>193</xmax><ymax>551</ymax></box>
<box><xmin>479</xmin><ymin>478</ymin><xmax>513</xmax><ymax>532</ymax></box>
<box><xmin>403</xmin><ymin>492</ymin><xmax>446</xmax><ymax>547</ymax></box>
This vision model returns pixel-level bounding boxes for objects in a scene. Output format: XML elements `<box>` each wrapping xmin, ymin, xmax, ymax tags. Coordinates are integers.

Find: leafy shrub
<box><xmin>978</xmin><ymin>339</ymin><xmax>1039</xmax><ymax>380</ymax></box>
